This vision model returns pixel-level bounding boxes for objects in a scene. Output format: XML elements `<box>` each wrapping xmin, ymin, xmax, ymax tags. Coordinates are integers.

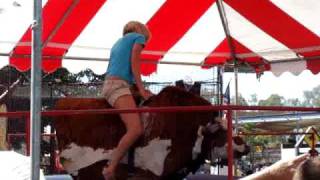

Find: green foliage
<box><xmin>0</xmin><ymin>66</ymin><xmax>22</xmax><ymax>85</ymax></box>
<box><xmin>302</xmin><ymin>85</ymin><xmax>320</xmax><ymax>106</ymax></box>
<box><xmin>76</xmin><ymin>69</ymin><xmax>105</xmax><ymax>83</ymax></box>
<box><xmin>44</xmin><ymin>68</ymin><xmax>106</xmax><ymax>97</ymax></box>
<box><xmin>242</xmin><ymin>125</ymin><xmax>282</xmax><ymax>150</ymax></box>
<box><xmin>248</xmin><ymin>93</ymin><xmax>258</xmax><ymax>105</ymax></box>
<box><xmin>43</xmin><ymin>68</ymin><xmax>80</xmax><ymax>83</ymax></box>
<box><xmin>246</xmin><ymin>84</ymin><xmax>320</xmax><ymax>107</ymax></box>
<box><xmin>258</xmin><ymin>94</ymin><xmax>284</xmax><ymax>106</ymax></box>
<box><xmin>285</xmin><ymin>98</ymin><xmax>302</xmax><ymax>106</ymax></box>
<box><xmin>231</xmin><ymin>94</ymin><xmax>248</xmax><ymax>105</ymax></box>
<box><xmin>242</xmin><ymin>122</ymin><xmax>255</xmax><ymax>131</ymax></box>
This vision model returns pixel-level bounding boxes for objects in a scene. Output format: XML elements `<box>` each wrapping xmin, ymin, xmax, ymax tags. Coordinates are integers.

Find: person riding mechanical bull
<box><xmin>101</xmin><ymin>21</ymin><xmax>153</xmax><ymax>179</ymax></box>
<box><xmin>53</xmin><ymin>21</ymin><xmax>250</xmax><ymax>180</ymax></box>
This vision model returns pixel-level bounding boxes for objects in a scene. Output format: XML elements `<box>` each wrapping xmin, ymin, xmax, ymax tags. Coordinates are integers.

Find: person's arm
<box><xmin>131</xmin><ymin>43</ymin><xmax>152</xmax><ymax>100</ymax></box>
<box><xmin>241</xmin><ymin>154</ymin><xmax>308</xmax><ymax>180</ymax></box>
<box><xmin>240</xmin><ymin>167</ymin><xmax>273</xmax><ymax>180</ymax></box>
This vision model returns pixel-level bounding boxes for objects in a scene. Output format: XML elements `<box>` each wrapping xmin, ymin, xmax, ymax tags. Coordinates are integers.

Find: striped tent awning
<box><xmin>0</xmin><ymin>0</ymin><xmax>320</xmax><ymax>76</ymax></box>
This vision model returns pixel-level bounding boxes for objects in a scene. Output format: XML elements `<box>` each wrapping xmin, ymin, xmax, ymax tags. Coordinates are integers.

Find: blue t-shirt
<box><xmin>106</xmin><ymin>32</ymin><xmax>146</xmax><ymax>85</ymax></box>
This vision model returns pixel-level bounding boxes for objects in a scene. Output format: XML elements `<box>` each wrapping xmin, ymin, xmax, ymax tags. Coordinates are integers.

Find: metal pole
<box><xmin>227</xmin><ymin>110</ymin><xmax>234</xmax><ymax>180</ymax></box>
<box><xmin>295</xmin><ymin>113</ymin><xmax>301</xmax><ymax>156</ymax></box>
<box><xmin>215</xmin><ymin>67</ymin><xmax>219</xmax><ymax>105</ymax></box>
<box><xmin>31</xmin><ymin>0</ymin><xmax>42</xmax><ymax>180</ymax></box>
<box><xmin>216</xmin><ymin>0</ymin><xmax>239</xmax><ymax>133</ymax></box>
<box><xmin>234</xmin><ymin>66</ymin><xmax>239</xmax><ymax>134</ymax></box>
<box><xmin>216</xmin><ymin>0</ymin><xmax>237</xmax><ymax>58</ymax></box>
<box><xmin>219</xmin><ymin>67</ymin><xmax>224</xmax><ymax>106</ymax></box>
<box><xmin>218</xmin><ymin>67</ymin><xmax>224</xmax><ymax>118</ymax></box>
<box><xmin>216</xmin><ymin>66</ymin><xmax>224</xmax><ymax>106</ymax></box>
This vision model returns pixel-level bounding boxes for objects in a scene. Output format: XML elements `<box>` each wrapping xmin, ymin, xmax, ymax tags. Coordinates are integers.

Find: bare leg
<box><xmin>103</xmin><ymin>95</ymin><xmax>143</xmax><ymax>179</ymax></box>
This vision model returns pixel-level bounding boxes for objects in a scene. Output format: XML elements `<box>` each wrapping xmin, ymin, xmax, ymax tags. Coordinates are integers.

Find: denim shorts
<box><xmin>102</xmin><ymin>79</ymin><xmax>131</xmax><ymax>106</ymax></box>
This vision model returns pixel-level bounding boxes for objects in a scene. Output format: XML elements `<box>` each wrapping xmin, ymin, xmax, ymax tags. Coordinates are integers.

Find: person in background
<box><xmin>101</xmin><ymin>21</ymin><xmax>153</xmax><ymax>179</ymax></box>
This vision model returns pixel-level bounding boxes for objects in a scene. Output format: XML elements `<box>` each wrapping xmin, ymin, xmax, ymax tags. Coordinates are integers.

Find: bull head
<box><xmin>201</xmin><ymin>118</ymin><xmax>250</xmax><ymax>162</ymax></box>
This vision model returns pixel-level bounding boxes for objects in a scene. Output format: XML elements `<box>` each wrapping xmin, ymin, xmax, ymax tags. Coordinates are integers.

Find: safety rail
<box><xmin>1</xmin><ymin>105</ymin><xmax>320</xmax><ymax>180</ymax></box>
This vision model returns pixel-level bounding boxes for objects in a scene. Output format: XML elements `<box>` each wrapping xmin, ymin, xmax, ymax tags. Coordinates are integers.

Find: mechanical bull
<box><xmin>53</xmin><ymin>86</ymin><xmax>249</xmax><ymax>180</ymax></box>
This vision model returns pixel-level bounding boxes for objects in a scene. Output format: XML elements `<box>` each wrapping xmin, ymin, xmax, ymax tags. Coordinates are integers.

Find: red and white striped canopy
<box><xmin>0</xmin><ymin>0</ymin><xmax>320</xmax><ymax>76</ymax></box>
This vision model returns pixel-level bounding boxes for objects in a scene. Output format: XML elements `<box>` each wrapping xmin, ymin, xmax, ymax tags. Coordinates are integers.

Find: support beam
<box><xmin>42</xmin><ymin>0</ymin><xmax>79</xmax><ymax>48</ymax></box>
<box><xmin>30</xmin><ymin>1</ymin><xmax>42</xmax><ymax>180</ymax></box>
<box><xmin>217</xmin><ymin>0</ymin><xmax>239</xmax><ymax>133</ymax></box>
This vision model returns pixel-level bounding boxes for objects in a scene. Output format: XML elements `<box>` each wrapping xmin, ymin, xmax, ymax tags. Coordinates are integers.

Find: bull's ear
<box><xmin>215</xmin><ymin>117</ymin><xmax>228</xmax><ymax>130</ymax></box>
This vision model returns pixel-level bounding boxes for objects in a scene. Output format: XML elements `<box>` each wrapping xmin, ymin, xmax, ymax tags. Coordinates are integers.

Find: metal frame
<box><xmin>1</xmin><ymin>105</ymin><xmax>320</xmax><ymax>180</ymax></box>
<box><xmin>0</xmin><ymin>52</ymin><xmax>232</xmax><ymax>68</ymax></box>
<box><xmin>1</xmin><ymin>52</ymin><xmax>320</xmax><ymax>70</ymax></box>
<box><xmin>42</xmin><ymin>1</ymin><xmax>79</xmax><ymax>48</ymax></box>
<box><xmin>216</xmin><ymin>0</ymin><xmax>240</xmax><ymax>135</ymax></box>
<box><xmin>31</xmin><ymin>1</ymin><xmax>42</xmax><ymax>179</ymax></box>
<box><xmin>1</xmin><ymin>105</ymin><xmax>320</xmax><ymax>117</ymax></box>
<box><xmin>2</xmin><ymin>1</ymin><xmax>319</xmax><ymax>179</ymax></box>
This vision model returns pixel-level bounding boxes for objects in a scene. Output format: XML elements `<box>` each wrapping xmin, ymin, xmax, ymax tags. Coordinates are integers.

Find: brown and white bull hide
<box><xmin>54</xmin><ymin>86</ymin><xmax>248</xmax><ymax>180</ymax></box>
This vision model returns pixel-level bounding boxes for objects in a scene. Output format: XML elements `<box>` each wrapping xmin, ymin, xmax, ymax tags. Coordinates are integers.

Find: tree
<box><xmin>0</xmin><ymin>66</ymin><xmax>107</xmax><ymax>173</ymax></box>
<box><xmin>258</xmin><ymin>94</ymin><xmax>284</xmax><ymax>106</ymax></box>
<box><xmin>0</xmin><ymin>66</ymin><xmax>22</xmax><ymax>87</ymax></box>
<box><xmin>242</xmin><ymin>123</ymin><xmax>281</xmax><ymax>148</ymax></box>
<box><xmin>248</xmin><ymin>93</ymin><xmax>258</xmax><ymax>105</ymax></box>
<box><xmin>285</xmin><ymin>98</ymin><xmax>302</xmax><ymax>106</ymax></box>
<box><xmin>302</xmin><ymin>85</ymin><xmax>320</xmax><ymax>106</ymax></box>
<box><xmin>43</xmin><ymin>68</ymin><xmax>105</xmax><ymax>97</ymax></box>
<box><xmin>231</xmin><ymin>94</ymin><xmax>248</xmax><ymax>105</ymax></box>
<box><xmin>241</xmin><ymin>123</ymin><xmax>282</xmax><ymax>168</ymax></box>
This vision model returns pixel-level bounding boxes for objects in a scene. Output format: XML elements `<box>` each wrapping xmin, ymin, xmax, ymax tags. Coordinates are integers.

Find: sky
<box><xmin>224</xmin><ymin>70</ymin><xmax>320</xmax><ymax>101</ymax></box>
<box><xmin>143</xmin><ymin>65</ymin><xmax>320</xmax><ymax>101</ymax></box>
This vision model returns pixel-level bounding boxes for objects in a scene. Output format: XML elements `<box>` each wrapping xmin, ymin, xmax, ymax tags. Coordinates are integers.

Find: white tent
<box><xmin>0</xmin><ymin>0</ymin><xmax>320</xmax><ymax>76</ymax></box>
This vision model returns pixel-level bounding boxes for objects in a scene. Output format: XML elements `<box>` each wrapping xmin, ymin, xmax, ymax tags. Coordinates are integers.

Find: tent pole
<box><xmin>31</xmin><ymin>0</ymin><xmax>42</xmax><ymax>180</ymax></box>
<box><xmin>2</xmin><ymin>52</ymin><xmax>320</xmax><ymax>67</ymax></box>
<box><xmin>217</xmin><ymin>0</ymin><xmax>238</xmax><ymax>177</ymax></box>
<box><xmin>216</xmin><ymin>66</ymin><xmax>224</xmax><ymax>117</ymax></box>
<box><xmin>234</xmin><ymin>65</ymin><xmax>239</xmax><ymax>133</ymax></box>
<box><xmin>219</xmin><ymin>66</ymin><xmax>224</xmax><ymax>105</ymax></box>
<box><xmin>216</xmin><ymin>0</ymin><xmax>239</xmax><ymax>133</ymax></box>
<box><xmin>220</xmin><ymin>67</ymin><xmax>224</xmax><ymax>106</ymax></box>
<box><xmin>0</xmin><ymin>52</ymin><xmax>239</xmax><ymax>68</ymax></box>
<box><xmin>216</xmin><ymin>0</ymin><xmax>237</xmax><ymax>58</ymax></box>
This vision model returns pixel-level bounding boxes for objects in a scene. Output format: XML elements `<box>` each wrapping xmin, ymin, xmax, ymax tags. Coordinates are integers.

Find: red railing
<box><xmin>0</xmin><ymin>105</ymin><xmax>320</xmax><ymax>180</ymax></box>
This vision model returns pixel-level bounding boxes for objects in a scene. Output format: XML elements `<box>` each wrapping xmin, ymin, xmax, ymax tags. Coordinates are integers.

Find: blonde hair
<box><xmin>123</xmin><ymin>21</ymin><xmax>151</xmax><ymax>42</ymax></box>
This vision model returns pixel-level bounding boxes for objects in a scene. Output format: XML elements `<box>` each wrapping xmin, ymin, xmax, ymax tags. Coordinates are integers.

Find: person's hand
<box><xmin>266</xmin><ymin>153</ymin><xmax>309</xmax><ymax>180</ymax></box>
<box><xmin>102</xmin><ymin>166</ymin><xmax>115</xmax><ymax>180</ymax></box>
<box><xmin>241</xmin><ymin>153</ymin><xmax>309</xmax><ymax>180</ymax></box>
<box><xmin>140</xmin><ymin>89</ymin><xmax>153</xmax><ymax>100</ymax></box>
